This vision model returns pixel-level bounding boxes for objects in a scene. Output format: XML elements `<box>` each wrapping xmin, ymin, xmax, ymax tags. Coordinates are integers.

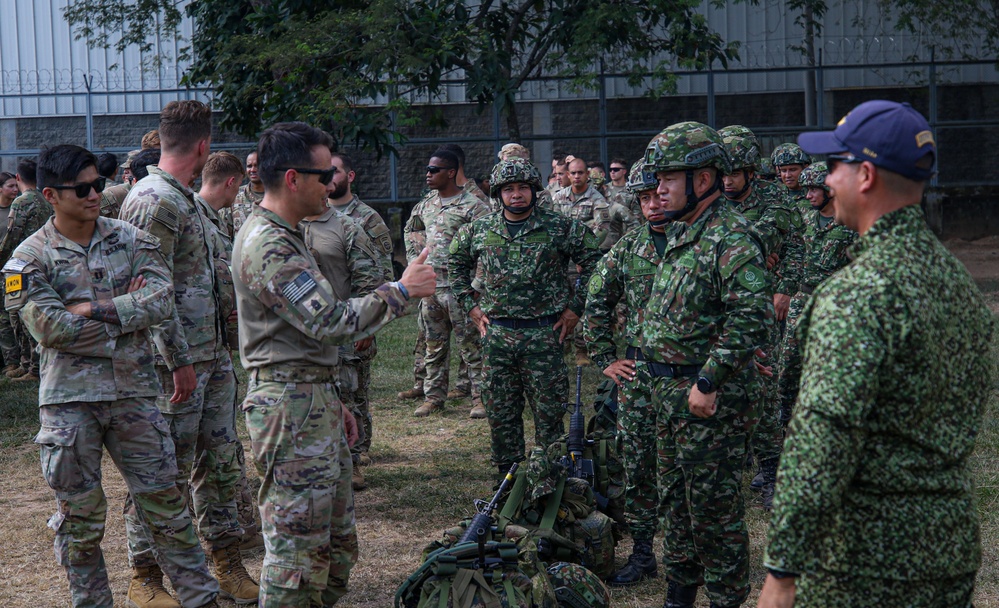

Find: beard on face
<box><xmin>328</xmin><ymin>180</ymin><xmax>349</xmax><ymax>200</ymax></box>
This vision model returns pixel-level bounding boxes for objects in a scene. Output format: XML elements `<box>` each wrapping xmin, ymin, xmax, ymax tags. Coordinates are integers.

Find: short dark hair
<box><xmin>36</xmin><ymin>145</ymin><xmax>98</xmax><ymax>190</ymax></box>
<box><xmin>331</xmin><ymin>152</ymin><xmax>354</xmax><ymax>174</ymax></box>
<box><xmin>16</xmin><ymin>159</ymin><xmax>37</xmax><ymax>186</ymax></box>
<box><xmin>202</xmin><ymin>151</ymin><xmax>245</xmax><ymax>186</ymax></box>
<box><xmin>131</xmin><ymin>148</ymin><xmax>162</xmax><ymax>182</ymax></box>
<box><xmin>436</xmin><ymin>143</ymin><xmax>466</xmax><ymax>168</ymax></box>
<box><xmin>587</xmin><ymin>160</ymin><xmax>605</xmax><ymax>171</ymax></box>
<box><xmin>257</xmin><ymin>122</ymin><xmax>335</xmax><ymax>190</ymax></box>
<box><xmin>610</xmin><ymin>157</ymin><xmax>627</xmax><ymax>169</ymax></box>
<box><xmin>159</xmin><ymin>100</ymin><xmax>212</xmax><ymax>153</ymax></box>
<box><xmin>430</xmin><ymin>149</ymin><xmax>460</xmax><ymax>172</ymax></box>
<box><xmin>96</xmin><ymin>152</ymin><xmax>119</xmax><ymax>179</ymax></box>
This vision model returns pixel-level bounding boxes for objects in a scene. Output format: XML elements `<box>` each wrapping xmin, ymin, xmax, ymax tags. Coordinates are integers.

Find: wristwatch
<box><xmin>767</xmin><ymin>568</ymin><xmax>798</xmax><ymax>579</ymax></box>
<box><xmin>696</xmin><ymin>376</ymin><xmax>715</xmax><ymax>394</ymax></box>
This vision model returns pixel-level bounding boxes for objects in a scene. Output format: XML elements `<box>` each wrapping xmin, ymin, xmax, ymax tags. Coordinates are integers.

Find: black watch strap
<box><xmin>767</xmin><ymin>568</ymin><xmax>799</xmax><ymax>579</ymax></box>
<box><xmin>696</xmin><ymin>376</ymin><xmax>715</xmax><ymax>394</ymax></box>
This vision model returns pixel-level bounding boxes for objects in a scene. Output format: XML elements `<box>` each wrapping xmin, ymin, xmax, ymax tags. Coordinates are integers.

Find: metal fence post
<box><xmin>599</xmin><ymin>61</ymin><xmax>608</xmax><ymax>165</ymax></box>
<box><xmin>707</xmin><ymin>68</ymin><xmax>716</xmax><ymax>128</ymax></box>
<box><xmin>816</xmin><ymin>50</ymin><xmax>825</xmax><ymax>128</ymax></box>
<box><xmin>84</xmin><ymin>75</ymin><xmax>94</xmax><ymax>151</ymax></box>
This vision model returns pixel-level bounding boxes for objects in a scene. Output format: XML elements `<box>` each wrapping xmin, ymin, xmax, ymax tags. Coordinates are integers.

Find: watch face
<box><xmin>697</xmin><ymin>377</ymin><xmax>714</xmax><ymax>393</ymax></box>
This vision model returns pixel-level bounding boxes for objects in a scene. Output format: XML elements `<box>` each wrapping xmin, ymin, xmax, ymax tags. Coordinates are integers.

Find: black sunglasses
<box><xmin>426</xmin><ymin>165</ymin><xmax>455</xmax><ymax>174</ymax></box>
<box><xmin>826</xmin><ymin>153</ymin><xmax>863</xmax><ymax>168</ymax></box>
<box><xmin>609</xmin><ymin>167</ymin><xmax>626</xmax><ymax>172</ymax></box>
<box><xmin>280</xmin><ymin>167</ymin><xmax>336</xmax><ymax>185</ymax></box>
<box><xmin>50</xmin><ymin>177</ymin><xmax>106</xmax><ymax>198</ymax></box>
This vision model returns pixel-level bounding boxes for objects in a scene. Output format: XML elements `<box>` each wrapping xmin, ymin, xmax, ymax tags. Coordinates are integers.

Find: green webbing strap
<box><xmin>451</xmin><ymin>568</ymin><xmax>502</xmax><ymax>608</ymax></box>
<box><xmin>499</xmin><ymin>470</ymin><xmax>528</xmax><ymax>523</ymax></box>
<box><xmin>539</xmin><ymin>475</ymin><xmax>566</xmax><ymax>530</ymax></box>
<box><xmin>437</xmin><ymin>578</ymin><xmax>451</xmax><ymax>608</ymax></box>
<box><xmin>597</xmin><ymin>439</ymin><xmax>609</xmax><ymax>493</ymax></box>
<box><xmin>503</xmin><ymin>576</ymin><xmax>517</xmax><ymax>608</ymax></box>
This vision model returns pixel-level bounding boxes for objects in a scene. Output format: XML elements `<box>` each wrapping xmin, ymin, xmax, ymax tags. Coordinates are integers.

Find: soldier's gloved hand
<box><xmin>688</xmin><ymin>382</ymin><xmax>717</xmax><ymax>418</ymax></box>
<box><xmin>341</xmin><ymin>403</ymin><xmax>360</xmax><ymax>448</ymax></box>
<box><xmin>774</xmin><ymin>293</ymin><xmax>791</xmax><ymax>321</ymax></box>
<box><xmin>400</xmin><ymin>247</ymin><xmax>436</xmax><ymax>299</ymax></box>
<box><xmin>602</xmin><ymin>359</ymin><xmax>636</xmax><ymax>388</ymax></box>
<box><xmin>469</xmin><ymin>306</ymin><xmax>490</xmax><ymax>338</ymax></box>
<box><xmin>553</xmin><ymin>308</ymin><xmax>579</xmax><ymax>343</ymax></box>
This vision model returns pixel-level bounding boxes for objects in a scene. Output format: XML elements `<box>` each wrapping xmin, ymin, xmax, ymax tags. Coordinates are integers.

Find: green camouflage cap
<box><xmin>120</xmin><ymin>149</ymin><xmax>142</xmax><ymax>170</ymax></box>
<box><xmin>626</xmin><ymin>160</ymin><xmax>658</xmax><ymax>195</ymax></box>
<box><xmin>798</xmin><ymin>161</ymin><xmax>829</xmax><ymax>190</ymax></box>
<box><xmin>719</xmin><ymin>125</ymin><xmax>760</xmax><ymax>149</ymax></box>
<box><xmin>771</xmin><ymin>143</ymin><xmax>811</xmax><ymax>167</ymax></box>
<box><xmin>722</xmin><ymin>134</ymin><xmax>761</xmax><ymax>172</ymax></box>
<box><xmin>546</xmin><ymin>562</ymin><xmax>610</xmax><ymax>608</ymax></box>
<box><xmin>642</xmin><ymin>121</ymin><xmax>731</xmax><ymax>174</ymax></box>
<box><xmin>490</xmin><ymin>157</ymin><xmax>543</xmax><ymax>198</ymax></box>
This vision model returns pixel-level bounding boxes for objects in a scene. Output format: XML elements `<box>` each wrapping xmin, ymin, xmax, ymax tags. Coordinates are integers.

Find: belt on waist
<box><xmin>250</xmin><ymin>366</ymin><xmax>335</xmax><ymax>383</ymax></box>
<box><xmin>643</xmin><ymin>360</ymin><xmax>703</xmax><ymax>379</ymax></box>
<box><xmin>625</xmin><ymin>346</ymin><xmax>646</xmax><ymax>360</ymax></box>
<box><xmin>489</xmin><ymin>314</ymin><xmax>560</xmax><ymax>329</ymax></box>
<box><xmin>799</xmin><ymin>284</ymin><xmax>816</xmax><ymax>295</ymax></box>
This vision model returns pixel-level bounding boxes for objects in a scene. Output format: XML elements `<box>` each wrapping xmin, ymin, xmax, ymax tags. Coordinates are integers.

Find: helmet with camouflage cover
<box><xmin>719</xmin><ymin>124</ymin><xmax>760</xmax><ymax>150</ymax></box>
<box><xmin>722</xmin><ymin>134</ymin><xmax>760</xmax><ymax>173</ymax></box>
<box><xmin>546</xmin><ymin>562</ymin><xmax>610</xmax><ymax>608</ymax></box>
<box><xmin>642</xmin><ymin>121</ymin><xmax>730</xmax><ymax>220</ymax></box>
<box><xmin>626</xmin><ymin>160</ymin><xmax>658</xmax><ymax>195</ymax></box>
<box><xmin>756</xmin><ymin>157</ymin><xmax>777</xmax><ymax>180</ymax></box>
<box><xmin>489</xmin><ymin>157</ymin><xmax>543</xmax><ymax>198</ymax></box>
<box><xmin>798</xmin><ymin>161</ymin><xmax>829</xmax><ymax>191</ymax></box>
<box><xmin>771</xmin><ymin>143</ymin><xmax>811</xmax><ymax>168</ymax></box>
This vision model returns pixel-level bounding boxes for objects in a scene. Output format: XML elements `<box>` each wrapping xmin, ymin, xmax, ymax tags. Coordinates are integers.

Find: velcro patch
<box><xmin>524</xmin><ymin>232</ymin><xmax>550</xmax><ymax>244</ymax></box>
<box><xmin>5</xmin><ymin>274</ymin><xmax>22</xmax><ymax>294</ymax></box>
<box><xmin>153</xmin><ymin>204</ymin><xmax>179</xmax><ymax>231</ymax></box>
<box><xmin>630</xmin><ymin>255</ymin><xmax>656</xmax><ymax>275</ymax></box>
<box><xmin>449</xmin><ymin>239</ymin><xmax>460</xmax><ymax>255</ymax></box>
<box><xmin>587</xmin><ymin>273</ymin><xmax>604</xmax><ymax>295</ymax></box>
<box><xmin>583</xmin><ymin>231</ymin><xmax>600</xmax><ymax>249</ymax></box>
<box><xmin>484</xmin><ymin>231</ymin><xmax>505</xmax><ymax>246</ymax></box>
<box><xmin>282</xmin><ymin>271</ymin><xmax>319</xmax><ymax>305</ymax></box>
<box><xmin>737</xmin><ymin>265</ymin><xmax>766</xmax><ymax>293</ymax></box>
<box><xmin>676</xmin><ymin>250</ymin><xmax>697</xmax><ymax>269</ymax></box>
<box><xmin>2</xmin><ymin>258</ymin><xmax>29</xmax><ymax>274</ymax></box>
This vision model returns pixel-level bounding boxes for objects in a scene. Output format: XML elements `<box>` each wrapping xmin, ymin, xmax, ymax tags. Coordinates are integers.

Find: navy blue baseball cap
<box><xmin>798</xmin><ymin>100</ymin><xmax>936</xmax><ymax>181</ymax></box>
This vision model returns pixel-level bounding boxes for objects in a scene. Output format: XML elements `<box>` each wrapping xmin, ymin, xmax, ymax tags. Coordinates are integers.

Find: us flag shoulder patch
<box><xmin>282</xmin><ymin>271</ymin><xmax>319</xmax><ymax>305</ymax></box>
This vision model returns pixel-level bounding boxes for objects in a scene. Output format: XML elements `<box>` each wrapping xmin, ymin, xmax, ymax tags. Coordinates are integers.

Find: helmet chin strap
<box><xmin>502</xmin><ymin>188</ymin><xmax>537</xmax><ymax>215</ymax></box>
<box><xmin>662</xmin><ymin>170</ymin><xmax>721</xmax><ymax>221</ymax></box>
<box><xmin>724</xmin><ymin>169</ymin><xmax>752</xmax><ymax>202</ymax></box>
<box><xmin>811</xmin><ymin>190</ymin><xmax>832</xmax><ymax>211</ymax></box>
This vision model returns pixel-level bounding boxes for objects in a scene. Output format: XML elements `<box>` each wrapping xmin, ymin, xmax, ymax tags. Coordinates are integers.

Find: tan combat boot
<box><xmin>469</xmin><ymin>401</ymin><xmax>487</xmax><ymax>419</ymax></box>
<box><xmin>352</xmin><ymin>465</ymin><xmax>368</xmax><ymax>491</ymax></box>
<box><xmin>4</xmin><ymin>366</ymin><xmax>27</xmax><ymax>379</ymax></box>
<box><xmin>356</xmin><ymin>453</ymin><xmax>372</xmax><ymax>467</ymax></box>
<box><xmin>397</xmin><ymin>387</ymin><xmax>425</xmax><ymax>400</ymax></box>
<box><xmin>126</xmin><ymin>565</ymin><xmax>181</xmax><ymax>608</ymax></box>
<box><xmin>413</xmin><ymin>401</ymin><xmax>442</xmax><ymax>417</ymax></box>
<box><xmin>446</xmin><ymin>389</ymin><xmax>469</xmax><ymax>399</ymax></box>
<box><xmin>11</xmin><ymin>371</ymin><xmax>39</xmax><ymax>382</ymax></box>
<box><xmin>212</xmin><ymin>543</ymin><xmax>260</xmax><ymax>604</ymax></box>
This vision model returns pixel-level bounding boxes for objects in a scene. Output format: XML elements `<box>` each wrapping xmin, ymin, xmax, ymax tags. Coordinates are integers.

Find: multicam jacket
<box><xmin>640</xmin><ymin>197</ymin><xmax>770</xmax><ymax>388</ymax></box>
<box><xmin>119</xmin><ymin>166</ymin><xmax>223</xmax><ymax>369</ymax></box>
<box><xmin>552</xmin><ymin>184</ymin><xmax>612</xmax><ymax>245</ymax></box>
<box><xmin>449</xmin><ymin>207</ymin><xmax>603</xmax><ymax>319</ymax></box>
<box><xmin>605</xmin><ymin>182</ymin><xmax>642</xmax><ymax>225</ymax></box>
<box><xmin>601</xmin><ymin>200</ymin><xmax>639</xmax><ymax>251</ymax></box>
<box><xmin>406</xmin><ymin>189</ymin><xmax>491</xmax><ymax>289</ymax></box>
<box><xmin>3</xmin><ymin>217</ymin><xmax>173</xmax><ymax>404</ymax></box>
<box><xmin>99</xmin><ymin>183</ymin><xmax>131</xmax><ymax>219</ymax></box>
<box><xmin>0</xmin><ymin>189</ymin><xmax>53</xmax><ymax>265</ymax></box>
<box><xmin>765</xmin><ymin>205</ymin><xmax>995</xmax><ymax>580</ymax></box>
<box><xmin>332</xmin><ymin>195</ymin><xmax>395</xmax><ymax>282</ymax></box>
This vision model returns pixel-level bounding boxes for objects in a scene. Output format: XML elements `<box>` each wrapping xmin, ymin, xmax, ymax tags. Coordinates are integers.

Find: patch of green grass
<box><xmin>0</xmin><ymin>379</ymin><xmax>43</xmax><ymax>448</ymax></box>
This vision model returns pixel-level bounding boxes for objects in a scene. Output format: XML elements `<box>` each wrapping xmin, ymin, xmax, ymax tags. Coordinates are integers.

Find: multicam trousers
<box><xmin>653</xmin><ymin>369</ymin><xmax>762</xmax><ymax>607</ymax></box>
<box><xmin>36</xmin><ymin>399</ymin><xmax>218</xmax><ymax>608</ymax></box>
<box><xmin>421</xmin><ymin>289</ymin><xmax>483</xmax><ymax>406</ymax></box>
<box><xmin>0</xmin><ymin>306</ymin><xmax>19</xmax><ymax>367</ymax></box>
<box><xmin>243</xmin><ymin>379</ymin><xmax>357</xmax><ymax>608</ymax></box>
<box><xmin>482</xmin><ymin>323</ymin><xmax>568</xmax><ymax>468</ymax></box>
<box><xmin>125</xmin><ymin>354</ymin><xmax>243</xmax><ymax>567</ymax></box>
<box><xmin>340</xmin><ymin>337</ymin><xmax>377</xmax><ymax>456</ymax></box>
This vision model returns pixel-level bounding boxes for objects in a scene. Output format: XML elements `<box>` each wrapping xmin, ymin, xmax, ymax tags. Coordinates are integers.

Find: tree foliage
<box><xmin>64</xmin><ymin>0</ymin><xmax>741</xmax><ymax>153</ymax></box>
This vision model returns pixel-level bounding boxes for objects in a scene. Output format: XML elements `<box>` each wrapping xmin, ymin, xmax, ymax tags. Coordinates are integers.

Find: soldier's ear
<box><xmin>41</xmin><ymin>187</ymin><xmax>60</xmax><ymax>207</ymax></box>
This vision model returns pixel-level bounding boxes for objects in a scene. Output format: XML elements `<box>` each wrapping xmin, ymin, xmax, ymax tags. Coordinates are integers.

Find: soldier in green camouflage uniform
<box><xmin>604</xmin><ymin>158</ymin><xmax>642</xmax><ymax>222</ymax></box>
<box><xmin>234</xmin><ymin>122</ymin><xmax>436</xmax><ymax>607</ymax></box>
<box><xmin>408</xmin><ymin>150</ymin><xmax>491</xmax><ymax>418</ymax></box>
<box><xmin>773</xmin><ymin>162</ymin><xmax>857</xmax><ymax>432</ymax></box>
<box><xmin>3</xmin><ymin>144</ymin><xmax>220</xmax><ymax>608</ymax></box>
<box><xmin>327</xmin><ymin>153</ymin><xmax>396</xmax><ymax>475</ymax></box>
<box><xmin>760</xmin><ymin>100</ymin><xmax>993</xmax><ymax>608</ymax></box>
<box><xmin>449</xmin><ymin>158</ymin><xmax>603</xmax><ymax>476</ymax></box>
<box><xmin>1</xmin><ymin>161</ymin><xmax>52</xmax><ymax>381</ymax></box>
<box><xmin>639</xmin><ymin>123</ymin><xmax>770</xmax><ymax>608</ymax></box>
<box><xmin>583</xmin><ymin>160</ymin><xmax>673</xmax><ymax>587</ymax></box>
<box><xmin>118</xmin><ymin>101</ymin><xmax>257</xmax><ymax>605</ymax></box>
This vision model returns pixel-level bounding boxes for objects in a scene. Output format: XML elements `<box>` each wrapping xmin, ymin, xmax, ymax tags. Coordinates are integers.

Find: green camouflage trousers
<box><xmin>653</xmin><ymin>371</ymin><xmax>761</xmax><ymax>607</ymax></box>
<box><xmin>36</xmin><ymin>399</ymin><xmax>218</xmax><ymax>608</ymax></box>
<box><xmin>796</xmin><ymin>570</ymin><xmax>975</xmax><ymax>608</ymax></box>
<box><xmin>482</xmin><ymin>323</ymin><xmax>567</xmax><ymax>468</ymax></box>
<box><xmin>751</xmin><ymin>314</ymin><xmax>783</xmax><ymax>464</ymax></box>
<box><xmin>775</xmin><ymin>293</ymin><xmax>808</xmax><ymax>427</ymax></box>
<box><xmin>0</xmin><ymin>306</ymin><xmax>19</xmax><ymax>367</ymax></box>
<box><xmin>617</xmin><ymin>363</ymin><xmax>659</xmax><ymax>541</ymax></box>
<box><xmin>126</xmin><ymin>355</ymin><xmax>242</xmax><ymax>567</ymax></box>
<box><xmin>421</xmin><ymin>289</ymin><xmax>483</xmax><ymax>406</ymax></box>
<box><xmin>243</xmin><ymin>380</ymin><xmax>358</xmax><ymax>608</ymax></box>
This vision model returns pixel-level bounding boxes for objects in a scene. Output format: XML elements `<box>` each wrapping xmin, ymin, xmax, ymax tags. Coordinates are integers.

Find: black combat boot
<box><xmin>608</xmin><ymin>538</ymin><xmax>657</xmax><ymax>586</ymax></box>
<box><xmin>662</xmin><ymin>580</ymin><xmax>698</xmax><ymax>608</ymax></box>
<box><xmin>758</xmin><ymin>457</ymin><xmax>779</xmax><ymax>511</ymax></box>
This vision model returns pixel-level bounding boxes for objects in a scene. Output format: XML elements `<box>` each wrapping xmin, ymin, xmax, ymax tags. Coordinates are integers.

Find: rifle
<box><xmin>562</xmin><ymin>366</ymin><xmax>594</xmax><ymax>481</ymax></box>
<box><xmin>459</xmin><ymin>463</ymin><xmax>519</xmax><ymax>544</ymax></box>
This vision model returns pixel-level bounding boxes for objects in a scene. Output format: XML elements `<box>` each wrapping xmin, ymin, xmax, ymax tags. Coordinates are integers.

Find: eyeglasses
<box><xmin>279</xmin><ymin>167</ymin><xmax>336</xmax><ymax>185</ymax></box>
<box><xmin>426</xmin><ymin>165</ymin><xmax>455</xmax><ymax>174</ymax></box>
<box><xmin>826</xmin><ymin>153</ymin><xmax>863</xmax><ymax>169</ymax></box>
<box><xmin>50</xmin><ymin>177</ymin><xmax>106</xmax><ymax>198</ymax></box>
<box><xmin>609</xmin><ymin>167</ymin><xmax>626</xmax><ymax>173</ymax></box>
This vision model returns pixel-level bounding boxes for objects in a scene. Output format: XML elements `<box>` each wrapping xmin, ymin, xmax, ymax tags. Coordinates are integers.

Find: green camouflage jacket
<box><xmin>3</xmin><ymin>217</ymin><xmax>174</xmax><ymax>405</ymax></box>
<box><xmin>119</xmin><ymin>166</ymin><xmax>224</xmax><ymax>369</ymax></box>
<box><xmin>449</xmin><ymin>207</ymin><xmax>603</xmax><ymax>319</ymax></box>
<box><xmin>225</xmin><ymin>183</ymin><xmax>264</xmax><ymax>237</ymax></box>
<box><xmin>781</xmin><ymin>209</ymin><xmax>857</xmax><ymax>294</ymax></box>
<box><xmin>765</xmin><ymin>205</ymin><xmax>995</xmax><ymax>580</ymax></box>
<box><xmin>774</xmin><ymin>188</ymin><xmax>810</xmax><ymax>295</ymax></box>
<box><xmin>0</xmin><ymin>189</ymin><xmax>53</xmax><ymax>265</ymax></box>
<box><xmin>640</xmin><ymin>197</ymin><xmax>770</xmax><ymax>387</ymax></box>
<box><xmin>583</xmin><ymin>223</ymin><xmax>669</xmax><ymax>368</ymax></box>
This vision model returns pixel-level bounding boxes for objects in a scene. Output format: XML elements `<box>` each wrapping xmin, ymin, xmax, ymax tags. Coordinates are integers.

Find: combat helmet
<box><xmin>719</xmin><ymin>124</ymin><xmax>760</xmax><ymax>150</ymax></box>
<box><xmin>490</xmin><ymin>157</ymin><xmax>543</xmax><ymax>197</ymax></box>
<box><xmin>642</xmin><ymin>121</ymin><xmax>730</xmax><ymax>220</ymax></box>
<box><xmin>721</xmin><ymin>134</ymin><xmax>760</xmax><ymax>201</ymax></box>
<box><xmin>771</xmin><ymin>143</ymin><xmax>811</xmax><ymax>168</ymax></box>
<box><xmin>798</xmin><ymin>161</ymin><xmax>833</xmax><ymax>210</ymax></box>
<box><xmin>757</xmin><ymin>157</ymin><xmax>777</xmax><ymax>180</ymax></box>
<box><xmin>546</xmin><ymin>562</ymin><xmax>611</xmax><ymax>608</ymax></box>
<box><xmin>625</xmin><ymin>159</ymin><xmax>658</xmax><ymax>195</ymax></box>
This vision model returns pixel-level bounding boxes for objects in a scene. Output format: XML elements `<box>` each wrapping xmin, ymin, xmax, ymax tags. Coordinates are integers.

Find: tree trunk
<box><xmin>505</xmin><ymin>104</ymin><xmax>522</xmax><ymax>142</ymax></box>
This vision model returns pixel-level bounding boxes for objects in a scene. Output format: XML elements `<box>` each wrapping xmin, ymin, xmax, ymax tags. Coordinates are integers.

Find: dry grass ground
<box><xmin>1</xmin><ymin>240</ymin><xmax>998</xmax><ymax>607</ymax></box>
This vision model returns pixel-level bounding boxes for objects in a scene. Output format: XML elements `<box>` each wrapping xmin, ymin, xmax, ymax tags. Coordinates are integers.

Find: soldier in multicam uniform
<box><xmin>639</xmin><ymin>122</ymin><xmax>770</xmax><ymax>608</ymax></box>
<box><xmin>718</xmin><ymin>127</ymin><xmax>795</xmax><ymax>510</ymax></box>
<box><xmin>1</xmin><ymin>160</ymin><xmax>51</xmax><ymax>382</ymax></box>
<box><xmin>449</xmin><ymin>157</ymin><xmax>603</xmax><ymax>480</ymax></box>
<box><xmin>0</xmin><ymin>164</ymin><xmax>29</xmax><ymax>375</ymax></box>
<box><xmin>119</xmin><ymin>101</ymin><xmax>258</xmax><ymax>606</ymax></box>
<box><xmin>99</xmin><ymin>150</ymin><xmax>139</xmax><ymax>219</ymax></box>
<box><xmin>225</xmin><ymin>151</ymin><xmax>265</xmax><ymax>237</ymax></box>
<box><xmin>233</xmin><ymin>121</ymin><xmax>435</xmax><ymax>607</ymax></box>
<box><xmin>773</xmin><ymin>162</ymin><xmax>856</xmax><ymax>432</ymax></box>
<box><xmin>327</xmin><ymin>152</ymin><xmax>396</xmax><ymax>481</ymax></box>
<box><xmin>605</xmin><ymin>157</ymin><xmax>642</xmax><ymax>223</ymax></box>
<box><xmin>759</xmin><ymin>101</ymin><xmax>995</xmax><ymax>608</ymax></box>
<box><xmin>583</xmin><ymin>160</ymin><xmax>673</xmax><ymax>587</ymax></box>
<box><xmin>406</xmin><ymin>149</ymin><xmax>491</xmax><ymax>418</ymax></box>
<box><xmin>302</xmin><ymin>176</ymin><xmax>387</xmax><ymax>491</ymax></box>
<box><xmin>3</xmin><ymin>144</ymin><xmax>221</xmax><ymax>608</ymax></box>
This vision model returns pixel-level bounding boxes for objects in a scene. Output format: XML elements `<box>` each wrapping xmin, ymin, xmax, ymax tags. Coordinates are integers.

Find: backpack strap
<box><xmin>596</xmin><ymin>438</ymin><xmax>610</xmax><ymax>495</ymax></box>
<box><xmin>539</xmin><ymin>475</ymin><xmax>566</xmax><ymax>530</ymax></box>
<box><xmin>451</xmin><ymin>568</ymin><xmax>502</xmax><ymax>608</ymax></box>
<box><xmin>498</xmin><ymin>469</ymin><xmax>528</xmax><ymax>525</ymax></box>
